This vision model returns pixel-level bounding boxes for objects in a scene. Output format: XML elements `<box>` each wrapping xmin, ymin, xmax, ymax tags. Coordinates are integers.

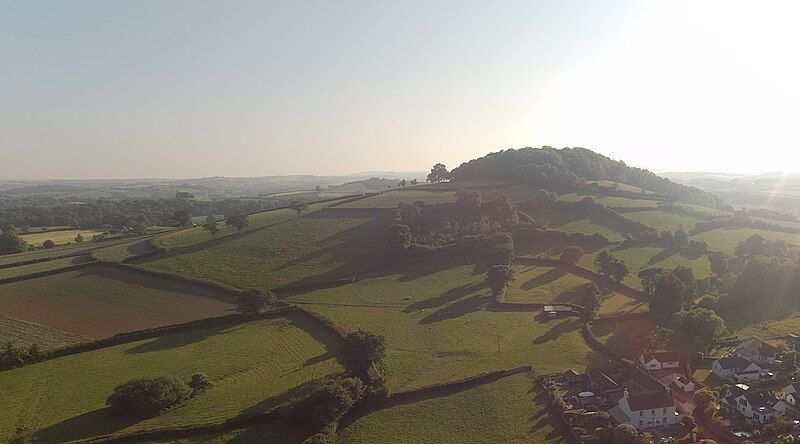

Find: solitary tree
<box><xmin>426</xmin><ymin>163</ymin><xmax>452</xmax><ymax>183</ymax></box>
<box><xmin>290</xmin><ymin>202</ymin><xmax>308</xmax><ymax>215</ymax></box>
<box><xmin>674</xmin><ymin>225</ymin><xmax>689</xmax><ymax>246</ymax></box>
<box><xmin>560</xmin><ymin>246</ymin><xmax>585</xmax><ymax>265</ymax></box>
<box><xmin>173</xmin><ymin>210</ymin><xmax>193</xmax><ymax>228</ymax></box>
<box><xmin>594</xmin><ymin>251</ymin><xmax>629</xmax><ymax>282</ymax></box>
<box><xmin>692</xmin><ymin>388</ymin><xmax>718</xmax><ymax>417</ymax></box>
<box><xmin>75</xmin><ymin>233</ymin><xmax>84</xmax><ymax>244</ymax></box>
<box><xmin>107</xmin><ymin>377</ymin><xmax>192</xmax><ymax>419</ymax></box>
<box><xmin>42</xmin><ymin>239</ymin><xmax>55</xmax><ymax>249</ymax></box>
<box><xmin>225</xmin><ymin>211</ymin><xmax>248</xmax><ymax>233</ymax></box>
<box><xmin>0</xmin><ymin>228</ymin><xmax>27</xmax><ymax>254</ymax></box>
<box><xmin>202</xmin><ymin>215</ymin><xmax>220</xmax><ymax>238</ymax></box>
<box><xmin>576</xmin><ymin>283</ymin><xmax>602</xmax><ymax>317</ymax></box>
<box><xmin>235</xmin><ymin>289</ymin><xmax>277</xmax><ymax>315</ymax></box>
<box><xmin>486</xmin><ymin>265</ymin><xmax>516</xmax><ymax>298</ymax></box>
<box><xmin>399</xmin><ymin>179</ymin><xmax>407</xmax><ymax>187</ymax></box>
<box><xmin>383</xmin><ymin>223</ymin><xmax>412</xmax><ymax>251</ymax></box>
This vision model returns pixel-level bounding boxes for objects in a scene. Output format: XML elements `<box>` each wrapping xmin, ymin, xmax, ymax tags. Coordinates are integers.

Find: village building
<box><xmin>609</xmin><ymin>388</ymin><xmax>681</xmax><ymax>429</ymax></box>
<box><xmin>711</xmin><ymin>356</ymin><xmax>763</xmax><ymax>383</ymax></box>
<box><xmin>638</xmin><ymin>351</ymin><xmax>681</xmax><ymax>370</ymax></box>
<box><xmin>779</xmin><ymin>382</ymin><xmax>800</xmax><ymax>416</ymax></box>
<box><xmin>731</xmin><ymin>338</ymin><xmax>779</xmax><ymax>364</ymax></box>
<box><xmin>724</xmin><ymin>389</ymin><xmax>785</xmax><ymax>424</ymax></box>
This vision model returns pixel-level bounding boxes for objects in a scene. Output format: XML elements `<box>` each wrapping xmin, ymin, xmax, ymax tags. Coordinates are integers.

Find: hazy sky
<box><xmin>2</xmin><ymin>0</ymin><xmax>800</xmax><ymax>179</ymax></box>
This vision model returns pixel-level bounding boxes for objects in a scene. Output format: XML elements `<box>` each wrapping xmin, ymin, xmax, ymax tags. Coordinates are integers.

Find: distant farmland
<box><xmin>20</xmin><ymin>228</ymin><xmax>106</xmax><ymax>247</ymax></box>
<box><xmin>0</xmin><ymin>265</ymin><xmax>236</xmax><ymax>339</ymax></box>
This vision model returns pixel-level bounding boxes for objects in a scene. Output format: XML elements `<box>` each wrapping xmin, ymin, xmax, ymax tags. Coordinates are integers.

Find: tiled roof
<box><xmin>741</xmin><ymin>390</ymin><xmax>778</xmax><ymax>409</ymax></box>
<box><xmin>626</xmin><ymin>390</ymin><xmax>674</xmax><ymax>411</ymax></box>
<box><xmin>641</xmin><ymin>351</ymin><xmax>682</xmax><ymax>363</ymax></box>
<box><xmin>715</xmin><ymin>356</ymin><xmax>757</xmax><ymax>370</ymax></box>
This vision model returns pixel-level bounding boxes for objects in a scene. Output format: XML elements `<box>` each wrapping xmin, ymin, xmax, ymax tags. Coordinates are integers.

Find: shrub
<box><xmin>0</xmin><ymin>341</ymin><xmax>43</xmax><ymax>370</ymax></box>
<box><xmin>188</xmin><ymin>372</ymin><xmax>213</xmax><ymax>391</ymax></box>
<box><xmin>236</xmin><ymin>289</ymin><xmax>277</xmax><ymax>315</ymax></box>
<box><xmin>42</xmin><ymin>239</ymin><xmax>55</xmax><ymax>249</ymax></box>
<box><xmin>310</xmin><ymin>377</ymin><xmax>366</xmax><ymax>427</ymax></box>
<box><xmin>560</xmin><ymin>246</ymin><xmax>585</xmax><ymax>265</ymax></box>
<box><xmin>107</xmin><ymin>376</ymin><xmax>192</xmax><ymax>419</ymax></box>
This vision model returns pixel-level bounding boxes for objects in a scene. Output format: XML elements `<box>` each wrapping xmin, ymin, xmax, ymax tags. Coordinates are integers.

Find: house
<box><xmin>639</xmin><ymin>351</ymin><xmax>682</xmax><ymax>370</ymax></box>
<box><xmin>560</xmin><ymin>369</ymin><xmax>582</xmax><ymax>384</ymax></box>
<box><xmin>720</xmin><ymin>384</ymin><xmax>750</xmax><ymax>414</ymax></box>
<box><xmin>728</xmin><ymin>389</ymin><xmax>785</xmax><ymax>423</ymax></box>
<box><xmin>732</xmin><ymin>338</ymin><xmax>779</xmax><ymax>364</ymax></box>
<box><xmin>711</xmin><ymin>356</ymin><xmax>763</xmax><ymax>382</ymax></box>
<box><xmin>674</xmin><ymin>376</ymin><xmax>696</xmax><ymax>392</ymax></box>
<box><xmin>779</xmin><ymin>382</ymin><xmax>800</xmax><ymax>416</ymax></box>
<box><xmin>609</xmin><ymin>388</ymin><xmax>680</xmax><ymax>429</ymax></box>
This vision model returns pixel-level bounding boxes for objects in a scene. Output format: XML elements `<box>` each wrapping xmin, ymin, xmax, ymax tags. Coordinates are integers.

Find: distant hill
<box><xmin>452</xmin><ymin>147</ymin><xmax>722</xmax><ymax>207</ymax></box>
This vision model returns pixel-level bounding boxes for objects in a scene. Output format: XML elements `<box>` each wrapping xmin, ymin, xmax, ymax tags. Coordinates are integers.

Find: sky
<box><xmin>2</xmin><ymin>0</ymin><xmax>800</xmax><ymax>179</ymax></box>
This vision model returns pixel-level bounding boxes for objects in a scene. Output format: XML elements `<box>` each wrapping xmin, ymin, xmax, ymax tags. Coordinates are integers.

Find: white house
<box><xmin>609</xmin><ymin>389</ymin><xmax>680</xmax><ymax>430</ymax></box>
<box><xmin>778</xmin><ymin>382</ymin><xmax>800</xmax><ymax>415</ymax></box>
<box><xmin>728</xmin><ymin>389</ymin><xmax>785</xmax><ymax>424</ymax></box>
<box><xmin>732</xmin><ymin>338</ymin><xmax>779</xmax><ymax>364</ymax></box>
<box><xmin>711</xmin><ymin>356</ymin><xmax>763</xmax><ymax>382</ymax></box>
<box><xmin>639</xmin><ymin>351</ymin><xmax>682</xmax><ymax>370</ymax></box>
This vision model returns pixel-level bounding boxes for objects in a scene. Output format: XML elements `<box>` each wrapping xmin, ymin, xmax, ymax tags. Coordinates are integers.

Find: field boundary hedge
<box><xmin>339</xmin><ymin>365</ymin><xmax>533</xmax><ymax>428</ymax></box>
<box><xmin>104</xmin><ymin>261</ymin><xmax>242</xmax><ymax>294</ymax></box>
<box><xmin>0</xmin><ymin>257</ymin><xmax>97</xmax><ymax>285</ymax></box>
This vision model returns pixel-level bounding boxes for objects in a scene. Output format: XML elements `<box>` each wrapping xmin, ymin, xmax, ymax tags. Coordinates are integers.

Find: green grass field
<box><xmin>693</xmin><ymin>227</ymin><xmax>800</xmax><ymax>254</ymax></box>
<box><xmin>288</xmin><ymin>258</ymin><xmax>594</xmax><ymax>392</ymax></box>
<box><xmin>0</xmin><ymin>265</ymin><xmax>236</xmax><ymax>338</ymax></box>
<box><xmin>90</xmin><ymin>237</ymin><xmax>162</xmax><ymax>262</ymax></box>
<box><xmin>503</xmin><ymin>265</ymin><xmax>590</xmax><ymax>304</ymax></box>
<box><xmin>137</xmin><ymin>208</ymin><xmax>386</xmax><ymax>290</ymax></box>
<box><xmin>157</xmin><ymin>208</ymin><xmax>296</xmax><ymax>251</ymax></box>
<box><xmin>0</xmin><ymin>255</ymin><xmax>95</xmax><ymax>281</ymax></box>
<box><xmin>0</xmin><ymin>236</ymin><xmax>143</xmax><ymax>268</ymax></box>
<box><xmin>579</xmin><ymin>245</ymin><xmax>711</xmax><ymax>290</ymax></box>
<box><xmin>0</xmin><ymin>315</ymin><xmax>89</xmax><ymax>349</ymax></box>
<box><xmin>555</xmin><ymin>219</ymin><xmax>627</xmax><ymax>242</ymax></box>
<box><xmin>337</xmin><ymin>372</ymin><xmax>566</xmax><ymax>443</ymax></box>
<box><xmin>337</xmin><ymin>190</ymin><xmax>457</xmax><ymax>208</ymax></box>
<box><xmin>557</xmin><ymin>193</ymin><xmax>663</xmax><ymax>208</ymax></box>
<box><xmin>624</xmin><ymin>210</ymin><xmax>703</xmax><ymax>232</ymax></box>
<box><xmin>20</xmin><ymin>228</ymin><xmax>107</xmax><ymax>247</ymax></box>
<box><xmin>0</xmin><ymin>314</ymin><xmax>344</xmax><ymax>442</ymax></box>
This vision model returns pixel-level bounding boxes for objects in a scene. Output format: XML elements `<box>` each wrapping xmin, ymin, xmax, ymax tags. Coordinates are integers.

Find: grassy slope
<box><xmin>0</xmin><ymin>236</ymin><xmax>141</xmax><ymax>267</ymax></box>
<box><xmin>0</xmin><ymin>314</ymin><xmax>344</xmax><ymax>442</ymax></box>
<box><xmin>156</xmin><ymin>208</ymin><xmax>296</xmax><ymax>251</ymax></box>
<box><xmin>136</xmin><ymin>208</ymin><xmax>386</xmax><ymax>290</ymax></box>
<box><xmin>338</xmin><ymin>190</ymin><xmax>457</xmax><ymax>208</ymax></box>
<box><xmin>557</xmin><ymin>193</ymin><xmax>662</xmax><ymax>208</ymax></box>
<box><xmin>693</xmin><ymin>227</ymin><xmax>800</xmax><ymax>254</ymax></box>
<box><xmin>337</xmin><ymin>372</ymin><xmax>566</xmax><ymax>444</ymax></box>
<box><xmin>579</xmin><ymin>245</ymin><xmax>711</xmax><ymax>290</ymax></box>
<box><xmin>624</xmin><ymin>210</ymin><xmax>703</xmax><ymax>232</ymax></box>
<box><xmin>0</xmin><ymin>255</ymin><xmax>95</xmax><ymax>280</ymax></box>
<box><xmin>0</xmin><ymin>315</ymin><xmax>89</xmax><ymax>349</ymax></box>
<box><xmin>287</xmin><ymin>258</ymin><xmax>594</xmax><ymax>392</ymax></box>
<box><xmin>0</xmin><ymin>265</ymin><xmax>236</xmax><ymax>339</ymax></box>
<box><xmin>20</xmin><ymin>229</ymin><xmax>107</xmax><ymax>247</ymax></box>
<box><xmin>90</xmin><ymin>237</ymin><xmax>161</xmax><ymax>262</ymax></box>
<box><xmin>503</xmin><ymin>265</ymin><xmax>589</xmax><ymax>304</ymax></box>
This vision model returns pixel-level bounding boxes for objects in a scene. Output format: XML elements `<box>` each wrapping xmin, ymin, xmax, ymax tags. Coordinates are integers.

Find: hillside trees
<box><xmin>225</xmin><ymin>211</ymin><xmax>248</xmax><ymax>233</ymax></box>
<box><xmin>75</xmin><ymin>233</ymin><xmax>84</xmax><ymax>243</ymax></box>
<box><xmin>594</xmin><ymin>251</ymin><xmax>629</xmax><ymax>282</ymax></box>
<box><xmin>42</xmin><ymin>239</ymin><xmax>55</xmax><ymax>249</ymax></box>
<box><xmin>0</xmin><ymin>227</ymin><xmax>27</xmax><ymax>254</ymax></box>
<box><xmin>202</xmin><ymin>215</ymin><xmax>220</xmax><ymax>238</ymax></box>
<box><xmin>560</xmin><ymin>246</ymin><xmax>585</xmax><ymax>265</ymax></box>
<box><xmin>235</xmin><ymin>289</ymin><xmax>277</xmax><ymax>315</ymax></box>
<box><xmin>343</xmin><ymin>330</ymin><xmax>387</xmax><ymax>376</ymax></box>
<box><xmin>426</xmin><ymin>163</ymin><xmax>452</xmax><ymax>183</ymax></box>
<box><xmin>0</xmin><ymin>341</ymin><xmax>43</xmax><ymax>370</ymax></box>
<box><xmin>640</xmin><ymin>268</ymin><xmax>696</xmax><ymax>322</ymax></box>
<box><xmin>173</xmin><ymin>210</ymin><xmax>193</xmax><ymax>228</ymax></box>
<box><xmin>290</xmin><ymin>202</ymin><xmax>308</xmax><ymax>214</ymax></box>
<box><xmin>107</xmin><ymin>377</ymin><xmax>192</xmax><ymax>419</ymax></box>
<box><xmin>671</xmin><ymin>308</ymin><xmax>726</xmax><ymax>343</ymax></box>
<box><xmin>576</xmin><ymin>283</ymin><xmax>602</xmax><ymax>317</ymax></box>
<box><xmin>486</xmin><ymin>264</ymin><xmax>516</xmax><ymax>298</ymax></box>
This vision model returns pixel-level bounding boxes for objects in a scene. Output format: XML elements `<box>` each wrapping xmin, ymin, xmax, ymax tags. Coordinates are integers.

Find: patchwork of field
<box><xmin>0</xmin><ymin>265</ymin><xmax>236</xmax><ymax>339</ymax></box>
<box><xmin>693</xmin><ymin>227</ymin><xmax>800</xmax><ymax>254</ymax></box>
<box><xmin>287</xmin><ymin>258</ymin><xmax>595</xmax><ymax>392</ymax></box>
<box><xmin>0</xmin><ymin>315</ymin><xmax>88</xmax><ymax>349</ymax></box>
<box><xmin>337</xmin><ymin>372</ymin><xmax>565</xmax><ymax>443</ymax></box>
<box><xmin>20</xmin><ymin>228</ymin><xmax>107</xmax><ymax>247</ymax></box>
<box><xmin>579</xmin><ymin>245</ymin><xmax>711</xmax><ymax>290</ymax></box>
<box><xmin>623</xmin><ymin>210</ymin><xmax>704</xmax><ymax>232</ymax></box>
<box><xmin>337</xmin><ymin>190</ymin><xmax>457</xmax><ymax>208</ymax></box>
<box><xmin>0</xmin><ymin>314</ymin><xmax>344</xmax><ymax>442</ymax></box>
<box><xmin>557</xmin><ymin>193</ymin><xmax>663</xmax><ymax>208</ymax></box>
<box><xmin>137</xmin><ymin>209</ymin><xmax>386</xmax><ymax>290</ymax></box>
<box><xmin>156</xmin><ymin>208</ymin><xmax>296</xmax><ymax>251</ymax></box>
<box><xmin>0</xmin><ymin>236</ymin><xmax>144</xmax><ymax>268</ymax></box>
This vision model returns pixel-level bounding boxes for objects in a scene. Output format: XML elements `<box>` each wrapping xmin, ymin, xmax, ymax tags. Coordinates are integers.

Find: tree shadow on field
<box><xmin>529</xmin><ymin>382</ymin><xmax>569</xmax><ymax>442</ymax></box>
<box><xmin>648</xmin><ymin>246</ymin><xmax>679</xmax><ymax>266</ymax></box>
<box><xmin>520</xmin><ymin>268</ymin><xmax>567</xmax><ymax>291</ymax></box>
<box><xmin>33</xmin><ymin>407</ymin><xmax>138</xmax><ymax>443</ymax></box>
<box><xmin>532</xmin><ymin>318</ymin><xmax>580</xmax><ymax>345</ymax></box>
<box><xmin>404</xmin><ymin>281</ymin><xmax>486</xmax><ymax>313</ymax></box>
<box><xmin>123</xmin><ymin>323</ymin><xmax>235</xmax><ymax>354</ymax></box>
<box><xmin>418</xmin><ymin>294</ymin><xmax>491</xmax><ymax>324</ymax></box>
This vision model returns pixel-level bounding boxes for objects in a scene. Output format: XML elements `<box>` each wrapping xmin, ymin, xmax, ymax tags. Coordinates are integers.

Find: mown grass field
<box><xmin>0</xmin><ymin>236</ymin><xmax>142</xmax><ymax>268</ymax></box>
<box><xmin>90</xmin><ymin>237</ymin><xmax>161</xmax><ymax>262</ymax></box>
<box><xmin>156</xmin><ymin>208</ymin><xmax>296</xmax><ymax>251</ymax></box>
<box><xmin>579</xmin><ymin>245</ymin><xmax>711</xmax><ymax>290</ymax></box>
<box><xmin>503</xmin><ymin>265</ymin><xmax>590</xmax><ymax>304</ymax></box>
<box><xmin>0</xmin><ymin>314</ymin><xmax>344</xmax><ymax>442</ymax></box>
<box><xmin>0</xmin><ymin>265</ymin><xmax>236</xmax><ymax>338</ymax></box>
<box><xmin>20</xmin><ymin>228</ymin><xmax>107</xmax><ymax>247</ymax></box>
<box><xmin>337</xmin><ymin>190</ymin><xmax>457</xmax><ymax>208</ymax></box>
<box><xmin>0</xmin><ymin>315</ymin><xmax>89</xmax><ymax>349</ymax></box>
<box><xmin>693</xmin><ymin>227</ymin><xmax>800</xmax><ymax>254</ymax></box>
<box><xmin>136</xmin><ymin>208</ymin><xmax>387</xmax><ymax>290</ymax></box>
<box><xmin>734</xmin><ymin>313</ymin><xmax>800</xmax><ymax>341</ymax></box>
<box><xmin>287</xmin><ymin>258</ymin><xmax>595</xmax><ymax>392</ymax></box>
<box><xmin>0</xmin><ymin>254</ymin><xmax>94</xmax><ymax>281</ymax></box>
<box><xmin>623</xmin><ymin>210</ymin><xmax>704</xmax><ymax>232</ymax></box>
<box><xmin>337</xmin><ymin>372</ymin><xmax>566</xmax><ymax>443</ymax></box>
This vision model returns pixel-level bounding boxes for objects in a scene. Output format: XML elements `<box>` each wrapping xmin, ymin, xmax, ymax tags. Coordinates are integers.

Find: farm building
<box><xmin>609</xmin><ymin>388</ymin><xmax>681</xmax><ymax>430</ymax></box>
<box><xmin>543</xmin><ymin>305</ymin><xmax>573</xmax><ymax>318</ymax></box>
<box><xmin>638</xmin><ymin>351</ymin><xmax>681</xmax><ymax>370</ymax></box>
<box><xmin>711</xmin><ymin>356</ymin><xmax>764</xmax><ymax>383</ymax></box>
<box><xmin>731</xmin><ymin>338</ymin><xmax>779</xmax><ymax>364</ymax></box>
